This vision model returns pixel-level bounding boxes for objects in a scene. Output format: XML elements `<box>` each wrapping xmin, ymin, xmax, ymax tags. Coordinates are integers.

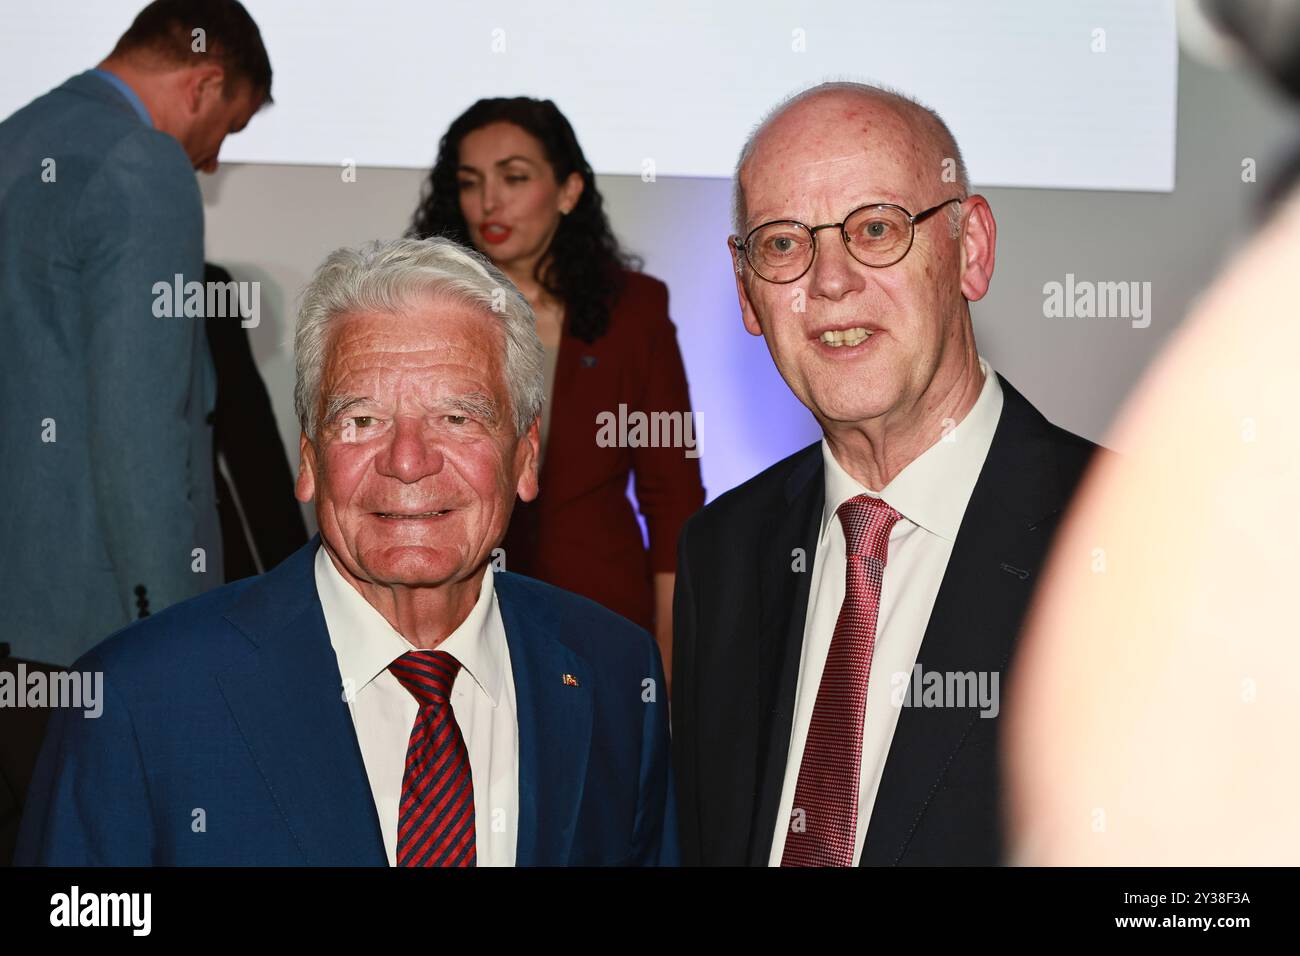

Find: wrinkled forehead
<box><xmin>740</xmin><ymin>98</ymin><xmax>939</xmax><ymax>226</ymax></box>
<box><xmin>322</xmin><ymin>300</ymin><xmax>506</xmax><ymax>383</ymax></box>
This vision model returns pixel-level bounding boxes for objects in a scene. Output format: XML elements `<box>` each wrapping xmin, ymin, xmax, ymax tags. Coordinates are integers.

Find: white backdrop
<box><xmin>3</xmin><ymin>0</ymin><xmax>1177</xmax><ymax>190</ymax></box>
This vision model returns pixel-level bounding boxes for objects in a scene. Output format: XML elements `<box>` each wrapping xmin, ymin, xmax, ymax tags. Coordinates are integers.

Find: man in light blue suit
<box><xmin>0</xmin><ymin>0</ymin><xmax>270</xmax><ymax>665</ymax></box>
<box><xmin>17</xmin><ymin>237</ymin><xmax>677</xmax><ymax>866</ymax></box>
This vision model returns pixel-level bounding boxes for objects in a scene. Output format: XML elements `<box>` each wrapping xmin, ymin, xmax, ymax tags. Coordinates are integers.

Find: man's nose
<box><xmin>807</xmin><ymin>230</ymin><xmax>867</xmax><ymax>301</ymax></box>
<box><xmin>377</xmin><ymin>415</ymin><xmax>446</xmax><ymax>482</ymax></box>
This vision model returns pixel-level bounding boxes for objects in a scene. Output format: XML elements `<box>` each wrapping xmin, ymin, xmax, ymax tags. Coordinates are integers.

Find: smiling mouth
<box><xmin>375</xmin><ymin>511</ymin><xmax>451</xmax><ymax>519</ymax></box>
<box><xmin>819</xmin><ymin>327</ymin><xmax>874</xmax><ymax>347</ymax></box>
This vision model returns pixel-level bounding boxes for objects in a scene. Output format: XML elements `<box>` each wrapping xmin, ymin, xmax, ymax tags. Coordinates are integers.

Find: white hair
<box><xmin>293</xmin><ymin>236</ymin><xmax>544</xmax><ymax>441</ymax></box>
<box><xmin>731</xmin><ymin>80</ymin><xmax>970</xmax><ymax>245</ymax></box>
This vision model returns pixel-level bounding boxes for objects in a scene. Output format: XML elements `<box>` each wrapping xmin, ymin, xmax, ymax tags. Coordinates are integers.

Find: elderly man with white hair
<box><xmin>17</xmin><ymin>236</ymin><xmax>676</xmax><ymax>867</ymax></box>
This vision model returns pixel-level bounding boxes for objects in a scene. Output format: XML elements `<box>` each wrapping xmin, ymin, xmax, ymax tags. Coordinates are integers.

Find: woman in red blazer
<box><xmin>409</xmin><ymin>97</ymin><xmax>704</xmax><ymax>680</ymax></box>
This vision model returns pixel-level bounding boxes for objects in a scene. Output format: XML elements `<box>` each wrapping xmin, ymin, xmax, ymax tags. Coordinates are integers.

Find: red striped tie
<box><xmin>782</xmin><ymin>494</ymin><xmax>900</xmax><ymax>867</ymax></box>
<box><xmin>388</xmin><ymin>650</ymin><xmax>477</xmax><ymax>867</ymax></box>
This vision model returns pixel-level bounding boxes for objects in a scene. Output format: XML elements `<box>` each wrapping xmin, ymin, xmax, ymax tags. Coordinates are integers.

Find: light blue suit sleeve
<box><xmin>75</xmin><ymin>128</ymin><xmax>209</xmax><ymax>619</ymax></box>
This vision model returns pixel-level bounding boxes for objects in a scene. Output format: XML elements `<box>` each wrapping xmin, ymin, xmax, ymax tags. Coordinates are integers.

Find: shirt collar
<box><xmin>820</xmin><ymin>357</ymin><xmax>1005</xmax><ymax>543</ymax></box>
<box><xmin>314</xmin><ymin>544</ymin><xmax>504</xmax><ymax>706</ymax></box>
<box><xmin>89</xmin><ymin>69</ymin><xmax>153</xmax><ymax>128</ymax></box>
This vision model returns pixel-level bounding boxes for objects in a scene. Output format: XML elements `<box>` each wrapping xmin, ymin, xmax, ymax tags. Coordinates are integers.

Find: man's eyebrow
<box><xmin>322</xmin><ymin>392</ymin><xmax>502</xmax><ymax>424</ymax></box>
<box><xmin>322</xmin><ymin>395</ymin><xmax>373</xmax><ymax>424</ymax></box>
<box><xmin>745</xmin><ymin>193</ymin><xmax>913</xmax><ymax>229</ymax></box>
<box><xmin>440</xmin><ymin>392</ymin><xmax>500</xmax><ymax>423</ymax></box>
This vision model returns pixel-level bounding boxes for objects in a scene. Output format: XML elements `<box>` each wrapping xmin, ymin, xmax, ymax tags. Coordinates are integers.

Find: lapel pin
<box><xmin>581</xmin><ymin>355</ymin><xmax>597</xmax><ymax>368</ymax></box>
<box><xmin>562</xmin><ymin>673</ymin><xmax>580</xmax><ymax>687</ymax></box>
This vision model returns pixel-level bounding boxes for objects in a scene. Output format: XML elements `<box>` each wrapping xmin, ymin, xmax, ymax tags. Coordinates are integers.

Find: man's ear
<box><xmin>185</xmin><ymin>63</ymin><xmax>226</xmax><ymax>115</ymax></box>
<box><xmin>729</xmin><ymin>237</ymin><xmax>764</xmax><ymax>337</ymax></box>
<box><xmin>958</xmin><ymin>195</ymin><xmax>997</xmax><ymax>302</ymax></box>
<box><xmin>515</xmin><ymin>417</ymin><xmax>541</xmax><ymax>503</ymax></box>
<box><xmin>295</xmin><ymin>431</ymin><xmax>317</xmax><ymax>503</ymax></box>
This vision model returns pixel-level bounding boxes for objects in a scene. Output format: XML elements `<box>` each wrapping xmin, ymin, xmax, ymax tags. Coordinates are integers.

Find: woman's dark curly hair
<box><xmin>408</xmin><ymin>97</ymin><xmax>643</xmax><ymax>344</ymax></box>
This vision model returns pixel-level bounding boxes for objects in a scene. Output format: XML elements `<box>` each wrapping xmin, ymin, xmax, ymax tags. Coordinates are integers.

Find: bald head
<box><xmin>732</xmin><ymin>82</ymin><xmax>969</xmax><ymax>238</ymax></box>
<box><xmin>722</xmin><ymin>78</ymin><xmax>996</xmax><ymax>472</ymax></box>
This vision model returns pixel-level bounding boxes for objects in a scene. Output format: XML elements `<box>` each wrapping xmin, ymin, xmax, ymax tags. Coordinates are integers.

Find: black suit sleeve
<box><xmin>670</xmin><ymin>514</ymin><xmax>701</xmax><ymax>865</ymax></box>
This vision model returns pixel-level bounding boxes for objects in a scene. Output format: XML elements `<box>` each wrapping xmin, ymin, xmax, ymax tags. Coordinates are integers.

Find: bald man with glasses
<box><xmin>670</xmin><ymin>82</ymin><xmax>1101</xmax><ymax>867</ymax></box>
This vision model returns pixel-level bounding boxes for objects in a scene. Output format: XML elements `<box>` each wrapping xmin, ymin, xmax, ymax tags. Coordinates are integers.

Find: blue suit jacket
<box><xmin>0</xmin><ymin>71</ymin><xmax>222</xmax><ymax>667</ymax></box>
<box><xmin>15</xmin><ymin>537</ymin><xmax>677</xmax><ymax>866</ymax></box>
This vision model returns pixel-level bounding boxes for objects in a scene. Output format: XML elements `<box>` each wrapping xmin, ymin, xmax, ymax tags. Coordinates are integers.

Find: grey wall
<box><xmin>200</xmin><ymin>52</ymin><xmax>1300</xmax><ymax>531</ymax></box>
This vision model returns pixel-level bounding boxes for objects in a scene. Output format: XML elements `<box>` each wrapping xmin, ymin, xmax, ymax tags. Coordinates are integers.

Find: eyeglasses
<box><xmin>732</xmin><ymin>198</ymin><xmax>964</xmax><ymax>283</ymax></box>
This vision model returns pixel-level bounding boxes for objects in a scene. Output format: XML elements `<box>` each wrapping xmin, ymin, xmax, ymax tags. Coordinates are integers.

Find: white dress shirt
<box><xmin>768</xmin><ymin>358</ymin><xmax>1005</xmax><ymax>865</ymax></box>
<box><xmin>315</xmin><ymin>546</ymin><xmax>519</xmax><ymax>866</ymax></box>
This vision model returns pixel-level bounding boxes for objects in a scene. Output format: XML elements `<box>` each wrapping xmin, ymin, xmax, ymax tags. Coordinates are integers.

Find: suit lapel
<box><xmin>216</xmin><ymin>536</ymin><xmax>388</xmax><ymax>865</ymax></box>
<box><xmin>860</xmin><ymin>377</ymin><xmax>1068</xmax><ymax>865</ymax></box>
<box><xmin>495</xmin><ymin>573</ymin><xmax>593</xmax><ymax>866</ymax></box>
<box><xmin>747</xmin><ymin>444</ymin><xmax>824</xmax><ymax>865</ymax></box>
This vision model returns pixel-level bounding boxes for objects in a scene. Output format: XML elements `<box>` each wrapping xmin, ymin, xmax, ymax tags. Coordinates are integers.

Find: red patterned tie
<box><xmin>388</xmin><ymin>650</ymin><xmax>477</xmax><ymax>867</ymax></box>
<box><xmin>782</xmin><ymin>493</ymin><xmax>900</xmax><ymax>867</ymax></box>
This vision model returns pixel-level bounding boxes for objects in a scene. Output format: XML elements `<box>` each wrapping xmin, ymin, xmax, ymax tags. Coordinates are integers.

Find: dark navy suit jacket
<box><xmin>15</xmin><ymin>537</ymin><xmax>677</xmax><ymax>866</ymax></box>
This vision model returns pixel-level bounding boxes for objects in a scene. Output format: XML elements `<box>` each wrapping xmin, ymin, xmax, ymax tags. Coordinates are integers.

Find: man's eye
<box><xmin>765</xmin><ymin>233</ymin><xmax>805</xmax><ymax>256</ymax></box>
<box><xmin>446</xmin><ymin>414</ymin><xmax>469</xmax><ymax>426</ymax></box>
<box><xmin>350</xmin><ymin>416</ymin><xmax>377</xmax><ymax>428</ymax></box>
<box><xmin>505</xmin><ymin>174</ymin><xmax>528</xmax><ymax>184</ymax></box>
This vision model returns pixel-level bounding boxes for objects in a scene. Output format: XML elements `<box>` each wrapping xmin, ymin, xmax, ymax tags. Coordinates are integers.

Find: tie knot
<box><xmin>836</xmin><ymin>494</ymin><xmax>900</xmax><ymax>564</ymax></box>
<box><xmin>388</xmin><ymin>650</ymin><xmax>462</xmax><ymax>707</ymax></box>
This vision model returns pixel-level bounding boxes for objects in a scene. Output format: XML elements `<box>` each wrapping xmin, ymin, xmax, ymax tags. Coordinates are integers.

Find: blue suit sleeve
<box><xmin>630</xmin><ymin>631</ymin><xmax>679</xmax><ymax>866</ymax></box>
<box><xmin>75</xmin><ymin>129</ymin><xmax>209</xmax><ymax>619</ymax></box>
<box><xmin>14</xmin><ymin>655</ymin><xmax>156</xmax><ymax>865</ymax></box>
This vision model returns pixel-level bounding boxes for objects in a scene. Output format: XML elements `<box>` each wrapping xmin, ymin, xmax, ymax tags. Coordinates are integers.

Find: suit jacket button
<box><xmin>206</xmin><ymin>411</ymin><xmax>216</xmax><ymax>425</ymax></box>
